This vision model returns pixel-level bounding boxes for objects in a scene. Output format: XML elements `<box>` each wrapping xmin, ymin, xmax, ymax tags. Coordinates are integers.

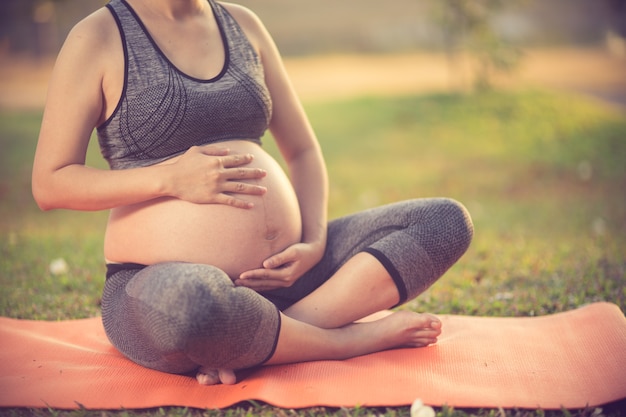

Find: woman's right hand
<box><xmin>166</xmin><ymin>144</ymin><xmax>267</xmax><ymax>208</ymax></box>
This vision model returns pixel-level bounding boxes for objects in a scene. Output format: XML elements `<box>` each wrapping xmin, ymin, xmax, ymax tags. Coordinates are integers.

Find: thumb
<box><xmin>263</xmin><ymin>252</ymin><xmax>285</xmax><ymax>269</ymax></box>
<box><xmin>199</xmin><ymin>144</ymin><xmax>229</xmax><ymax>156</ymax></box>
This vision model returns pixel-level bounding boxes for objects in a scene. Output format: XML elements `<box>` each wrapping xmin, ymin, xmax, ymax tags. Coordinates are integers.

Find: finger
<box><xmin>238</xmin><ymin>267</ymin><xmax>280</xmax><ymax>281</ymax></box>
<box><xmin>225</xmin><ymin>166</ymin><xmax>267</xmax><ymax>180</ymax></box>
<box><xmin>262</xmin><ymin>254</ymin><xmax>283</xmax><ymax>270</ymax></box>
<box><xmin>221</xmin><ymin>153</ymin><xmax>254</xmax><ymax>168</ymax></box>
<box><xmin>197</xmin><ymin>145</ymin><xmax>230</xmax><ymax>156</ymax></box>
<box><xmin>262</xmin><ymin>248</ymin><xmax>296</xmax><ymax>269</ymax></box>
<box><xmin>223</xmin><ymin>181</ymin><xmax>267</xmax><ymax>195</ymax></box>
<box><xmin>215</xmin><ymin>194</ymin><xmax>255</xmax><ymax>209</ymax></box>
<box><xmin>237</xmin><ymin>270</ymin><xmax>294</xmax><ymax>288</ymax></box>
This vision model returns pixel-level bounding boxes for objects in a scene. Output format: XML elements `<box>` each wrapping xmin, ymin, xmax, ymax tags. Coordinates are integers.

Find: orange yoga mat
<box><xmin>1</xmin><ymin>302</ymin><xmax>625</xmax><ymax>410</ymax></box>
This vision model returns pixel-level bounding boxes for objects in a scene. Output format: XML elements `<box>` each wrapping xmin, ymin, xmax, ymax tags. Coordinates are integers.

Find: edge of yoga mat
<box><xmin>0</xmin><ymin>302</ymin><xmax>625</xmax><ymax>410</ymax></box>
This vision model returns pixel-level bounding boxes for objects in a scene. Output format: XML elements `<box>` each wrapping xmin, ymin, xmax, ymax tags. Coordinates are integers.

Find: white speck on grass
<box><xmin>49</xmin><ymin>258</ymin><xmax>69</xmax><ymax>276</ymax></box>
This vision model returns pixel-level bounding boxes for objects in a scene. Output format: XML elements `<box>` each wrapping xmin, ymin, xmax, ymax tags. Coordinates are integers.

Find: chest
<box><xmin>143</xmin><ymin>19</ymin><xmax>226</xmax><ymax>80</ymax></box>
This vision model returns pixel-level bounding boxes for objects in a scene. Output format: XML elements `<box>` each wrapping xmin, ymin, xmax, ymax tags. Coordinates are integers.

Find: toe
<box><xmin>219</xmin><ymin>369</ymin><xmax>237</xmax><ymax>385</ymax></box>
<box><xmin>196</xmin><ymin>368</ymin><xmax>220</xmax><ymax>385</ymax></box>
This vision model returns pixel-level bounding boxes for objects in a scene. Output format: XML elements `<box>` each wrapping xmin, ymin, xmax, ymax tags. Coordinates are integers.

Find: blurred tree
<box><xmin>0</xmin><ymin>0</ymin><xmax>104</xmax><ymax>58</ymax></box>
<box><xmin>0</xmin><ymin>0</ymin><xmax>36</xmax><ymax>55</ymax></box>
<box><xmin>606</xmin><ymin>0</ymin><xmax>626</xmax><ymax>36</ymax></box>
<box><xmin>0</xmin><ymin>0</ymin><xmax>63</xmax><ymax>56</ymax></box>
<box><xmin>433</xmin><ymin>0</ymin><xmax>524</xmax><ymax>91</ymax></box>
<box><xmin>605</xmin><ymin>0</ymin><xmax>626</xmax><ymax>57</ymax></box>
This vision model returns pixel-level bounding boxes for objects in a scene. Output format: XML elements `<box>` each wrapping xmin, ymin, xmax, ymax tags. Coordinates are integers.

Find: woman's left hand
<box><xmin>235</xmin><ymin>242</ymin><xmax>323</xmax><ymax>291</ymax></box>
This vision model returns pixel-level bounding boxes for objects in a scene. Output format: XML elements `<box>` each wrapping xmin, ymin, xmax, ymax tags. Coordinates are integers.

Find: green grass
<box><xmin>1</xmin><ymin>89</ymin><xmax>625</xmax><ymax>416</ymax></box>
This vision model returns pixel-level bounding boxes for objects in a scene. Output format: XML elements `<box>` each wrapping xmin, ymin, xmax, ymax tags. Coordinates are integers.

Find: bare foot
<box><xmin>333</xmin><ymin>311</ymin><xmax>442</xmax><ymax>358</ymax></box>
<box><xmin>268</xmin><ymin>310</ymin><xmax>443</xmax><ymax>365</ymax></box>
<box><xmin>373</xmin><ymin>311</ymin><xmax>442</xmax><ymax>349</ymax></box>
<box><xmin>196</xmin><ymin>367</ymin><xmax>237</xmax><ymax>385</ymax></box>
<box><xmin>196</xmin><ymin>311</ymin><xmax>441</xmax><ymax>382</ymax></box>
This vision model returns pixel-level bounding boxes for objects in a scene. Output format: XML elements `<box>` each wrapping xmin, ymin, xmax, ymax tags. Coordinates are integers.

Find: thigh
<box><xmin>261</xmin><ymin>199</ymin><xmax>431</xmax><ymax>309</ymax></box>
<box><xmin>102</xmin><ymin>262</ymin><xmax>281</xmax><ymax>373</ymax></box>
<box><xmin>101</xmin><ymin>262</ymin><xmax>198</xmax><ymax>374</ymax></box>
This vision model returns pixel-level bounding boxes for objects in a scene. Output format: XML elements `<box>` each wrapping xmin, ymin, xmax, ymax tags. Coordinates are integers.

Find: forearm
<box><xmin>32</xmin><ymin>163</ymin><xmax>169</xmax><ymax>211</ymax></box>
<box><xmin>252</xmin><ymin>7</ymin><xmax>328</xmax><ymax>249</ymax></box>
<box><xmin>288</xmin><ymin>144</ymin><xmax>328</xmax><ymax>250</ymax></box>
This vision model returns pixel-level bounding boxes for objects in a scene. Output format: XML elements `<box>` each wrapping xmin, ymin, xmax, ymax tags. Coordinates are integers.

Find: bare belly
<box><xmin>104</xmin><ymin>141</ymin><xmax>302</xmax><ymax>278</ymax></box>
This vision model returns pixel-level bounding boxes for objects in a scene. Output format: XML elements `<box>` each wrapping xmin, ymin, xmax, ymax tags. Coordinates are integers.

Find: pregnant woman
<box><xmin>32</xmin><ymin>0</ymin><xmax>473</xmax><ymax>385</ymax></box>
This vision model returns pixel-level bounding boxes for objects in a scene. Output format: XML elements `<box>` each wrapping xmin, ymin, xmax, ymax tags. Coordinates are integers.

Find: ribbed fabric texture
<box><xmin>263</xmin><ymin>198</ymin><xmax>474</xmax><ymax>310</ymax></box>
<box><xmin>97</xmin><ymin>0</ymin><xmax>272</xmax><ymax>170</ymax></box>
<box><xmin>102</xmin><ymin>262</ymin><xmax>281</xmax><ymax>373</ymax></box>
<box><xmin>100</xmin><ymin>199</ymin><xmax>472</xmax><ymax>373</ymax></box>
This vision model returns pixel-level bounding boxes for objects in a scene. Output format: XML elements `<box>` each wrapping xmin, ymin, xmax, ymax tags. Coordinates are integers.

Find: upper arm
<box><xmin>34</xmin><ymin>9</ymin><xmax>117</xmax><ymax>177</ymax></box>
<box><xmin>221</xmin><ymin>3</ymin><xmax>319</xmax><ymax>161</ymax></box>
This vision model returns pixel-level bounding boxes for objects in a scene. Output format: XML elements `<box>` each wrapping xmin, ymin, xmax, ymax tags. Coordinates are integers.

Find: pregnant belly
<box><xmin>103</xmin><ymin>141</ymin><xmax>302</xmax><ymax>279</ymax></box>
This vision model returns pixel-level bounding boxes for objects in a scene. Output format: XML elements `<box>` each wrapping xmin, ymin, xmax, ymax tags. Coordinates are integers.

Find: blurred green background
<box><xmin>0</xmin><ymin>2</ymin><xmax>625</xmax><ymax>415</ymax></box>
<box><xmin>1</xmin><ymin>0</ymin><xmax>625</xmax><ymax>319</ymax></box>
<box><xmin>1</xmin><ymin>0</ymin><xmax>623</xmax><ymax>55</ymax></box>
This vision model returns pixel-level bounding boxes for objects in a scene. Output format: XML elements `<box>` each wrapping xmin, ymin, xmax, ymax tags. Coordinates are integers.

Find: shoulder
<box><xmin>218</xmin><ymin>2</ymin><xmax>272</xmax><ymax>50</ymax></box>
<box><xmin>218</xmin><ymin>2</ymin><xmax>264</xmax><ymax>28</ymax></box>
<box><xmin>53</xmin><ymin>6</ymin><xmax>123</xmax><ymax>86</ymax></box>
<box><xmin>63</xmin><ymin>6</ymin><xmax>120</xmax><ymax>57</ymax></box>
<box><xmin>46</xmin><ymin>6</ymin><xmax>123</xmax><ymax>118</ymax></box>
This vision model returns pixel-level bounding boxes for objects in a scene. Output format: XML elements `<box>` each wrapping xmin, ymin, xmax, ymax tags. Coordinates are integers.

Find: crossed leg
<box><xmin>197</xmin><ymin>198</ymin><xmax>473</xmax><ymax>384</ymax></box>
<box><xmin>197</xmin><ymin>252</ymin><xmax>442</xmax><ymax>385</ymax></box>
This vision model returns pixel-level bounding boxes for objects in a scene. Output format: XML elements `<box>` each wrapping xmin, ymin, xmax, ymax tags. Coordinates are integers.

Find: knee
<box><xmin>150</xmin><ymin>263</ymin><xmax>280</xmax><ymax>370</ymax></box>
<box><xmin>439</xmin><ymin>198</ymin><xmax>474</xmax><ymax>252</ymax></box>
<box><xmin>128</xmin><ymin>263</ymin><xmax>280</xmax><ymax>371</ymax></box>
<box><xmin>417</xmin><ymin>198</ymin><xmax>473</xmax><ymax>272</ymax></box>
<box><xmin>127</xmin><ymin>263</ymin><xmax>235</xmax><ymax>323</ymax></box>
<box><xmin>125</xmin><ymin>263</ymin><xmax>236</xmax><ymax>348</ymax></box>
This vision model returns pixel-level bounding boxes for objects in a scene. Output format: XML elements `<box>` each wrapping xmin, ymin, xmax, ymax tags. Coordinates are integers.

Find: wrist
<box><xmin>303</xmin><ymin>235</ymin><xmax>326</xmax><ymax>258</ymax></box>
<box><xmin>152</xmin><ymin>164</ymin><xmax>175</xmax><ymax>199</ymax></box>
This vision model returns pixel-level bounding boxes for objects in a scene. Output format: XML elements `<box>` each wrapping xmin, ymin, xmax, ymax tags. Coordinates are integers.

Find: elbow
<box><xmin>32</xmin><ymin>186</ymin><xmax>53</xmax><ymax>211</ymax></box>
<box><xmin>35</xmin><ymin>200</ymin><xmax>55</xmax><ymax>212</ymax></box>
<box><xmin>31</xmin><ymin>176</ymin><xmax>58</xmax><ymax>211</ymax></box>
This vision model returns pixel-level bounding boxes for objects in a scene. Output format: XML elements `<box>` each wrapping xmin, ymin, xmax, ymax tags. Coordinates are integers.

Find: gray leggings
<box><xmin>101</xmin><ymin>198</ymin><xmax>473</xmax><ymax>374</ymax></box>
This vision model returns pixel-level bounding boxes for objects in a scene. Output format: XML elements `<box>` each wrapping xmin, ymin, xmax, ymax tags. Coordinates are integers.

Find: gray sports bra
<box><xmin>98</xmin><ymin>0</ymin><xmax>272</xmax><ymax>170</ymax></box>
